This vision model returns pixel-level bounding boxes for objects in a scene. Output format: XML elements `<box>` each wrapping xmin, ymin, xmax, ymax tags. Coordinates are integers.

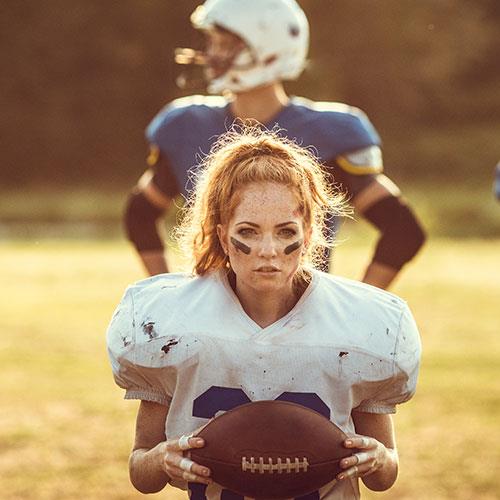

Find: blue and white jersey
<box><xmin>107</xmin><ymin>269</ymin><xmax>421</xmax><ymax>500</ymax></box>
<box><xmin>146</xmin><ymin>96</ymin><xmax>382</xmax><ymax>198</ymax></box>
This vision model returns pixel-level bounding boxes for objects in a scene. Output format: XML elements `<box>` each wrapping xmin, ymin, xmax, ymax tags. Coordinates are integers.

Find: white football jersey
<box><xmin>107</xmin><ymin>269</ymin><xmax>421</xmax><ymax>500</ymax></box>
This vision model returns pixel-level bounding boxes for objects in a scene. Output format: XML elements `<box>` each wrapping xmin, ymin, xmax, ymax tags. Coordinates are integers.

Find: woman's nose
<box><xmin>257</xmin><ymin>235</ymin><xmax>278</xmax><ymax>258</ymax></box>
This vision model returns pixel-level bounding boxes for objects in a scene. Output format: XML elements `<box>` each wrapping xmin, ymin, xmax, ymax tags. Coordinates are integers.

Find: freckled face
<box><xmin>218</xmin><ymin>182</ymin><xmax>309</xmax><ymax>293</ymax></box>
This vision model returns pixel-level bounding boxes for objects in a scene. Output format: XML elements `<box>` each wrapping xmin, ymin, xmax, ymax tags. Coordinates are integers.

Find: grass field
<box><xmin>2</xmin><ymin>182</ymin><xmax>500</xmax><ymax>239</ymax></box>
<box><xmin>1</xmin><ymin>232</ymin><xmax>499</xmax><ymax>499</ymax></box>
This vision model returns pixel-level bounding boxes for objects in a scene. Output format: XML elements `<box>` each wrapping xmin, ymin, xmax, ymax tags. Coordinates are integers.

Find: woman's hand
<box><xmin>337</xmin><ymin>435</ymin><xmax>392</xmax><ymax>481</ymax></box>
<box><xmin>158</xmin><ymin>433</ymin><xmax>212</xmax><ymax>485</ymax></box>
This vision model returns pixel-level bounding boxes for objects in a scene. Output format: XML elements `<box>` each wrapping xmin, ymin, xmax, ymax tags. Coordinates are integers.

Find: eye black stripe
<box><xmin>230</xmin><ymin>237</ymin><xmax>251</xmax><ymax>255</ymax></box>
<box><xmin>284</xmin><ymin>239</ymin><xmax>303</xmax><ymax>255</ymax></box>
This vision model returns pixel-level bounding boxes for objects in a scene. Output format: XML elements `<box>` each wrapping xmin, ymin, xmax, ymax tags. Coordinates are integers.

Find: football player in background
<box><xmin>109</xmin><ymin>128</ymin><xmax>422</xmax><ymax>499</ymax></box>
<box><xmin>124</xmin><ymin>0</ymin><xmax>425</xmax><ymax>289</ymax></box>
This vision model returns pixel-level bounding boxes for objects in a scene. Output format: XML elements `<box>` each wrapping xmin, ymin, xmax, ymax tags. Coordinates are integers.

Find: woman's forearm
<box><xmin>129</xmin><ymin>442</ymin><xmax>170</xmax><ymax>494</ymax></box>
<box><xmin>362</xmin><ymin>446</ymin><xmax>399</xmax><ymax>491</ymax></box>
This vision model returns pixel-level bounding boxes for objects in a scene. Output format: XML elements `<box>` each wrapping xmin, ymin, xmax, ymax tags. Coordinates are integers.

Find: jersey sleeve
<box><xmin>146</xmin><ymin>143</ymin><xmax>181</xmax><ymax>198</ymax></box>
<box><xmin>336</xmin><ymin>145</ymin><xmax>384</xmax><ymax>176</ymax></box>
<box><xmin>323</xmin><ymin>146</ymin><xmax>384</xmax><ymax>198</ymax></box>
<box><xmin>355</xmin><ymin>303</ymin><xmax>422</xmax><ymax>414</ymax></box>
<box><xmin>324</xmin><ymin>159</ymin><xmax>376</xmax><ymax>199</ymax></box>
<box><xmin>145</xmin><ymin>101</ymin><xmax>193</xmax><ymax>198</ymax></box>
<box><xmin>106</xmin><ymin>287</ymin><xmax>171</xmax><ymax>406</ymax></box>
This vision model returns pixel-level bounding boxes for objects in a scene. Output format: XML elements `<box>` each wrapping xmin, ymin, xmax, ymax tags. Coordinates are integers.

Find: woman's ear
<box><xmin>217</xmin><ymin>224</ymin><xmax>228</xmax><ymax>254</ymax></box>
<box><xmin>304</xmin><ymin>226</ymin><xmax>313</xmax><ymax>250</ymax></box>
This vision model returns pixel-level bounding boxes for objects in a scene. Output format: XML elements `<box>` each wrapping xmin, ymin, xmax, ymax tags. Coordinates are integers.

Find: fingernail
<box><xmin>345</xmin><ymin>440</ymin><xmax>352</xmax><ymax>446</ymax></box>
<box><xmin>341</xmin><ymin>459</ymin><xmax>349</xmax><ymax>467</ymax></box>
<box><xmin>194</xmin><ymin>438</ymin><xmax>204</xmax><ymax>446</ymax></box>
<box><xmin>202</xmin><ymin>468</ymin><xmax>210</xmax><ymax>476</ymax></box>
<box><xmin>338</xmin><ymin>474</ymin><xmax>345</xmax><ymax>480</ymax></box>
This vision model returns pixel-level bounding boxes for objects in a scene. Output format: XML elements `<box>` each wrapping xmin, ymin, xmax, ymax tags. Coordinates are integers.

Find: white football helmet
<box><xmin>177</xmin><ymin>0</ymin><xmax>309</xmax><ymax>94</ymax></box>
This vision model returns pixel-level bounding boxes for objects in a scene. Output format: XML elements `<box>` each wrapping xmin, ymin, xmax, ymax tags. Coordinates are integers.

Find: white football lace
<box><xmin>241</xmin><ymin>456</ymin><xmax>309</xmax><ymax>474</ymax></box>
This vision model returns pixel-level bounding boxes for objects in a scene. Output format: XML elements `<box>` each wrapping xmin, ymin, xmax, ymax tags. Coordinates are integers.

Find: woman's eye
<box><xmin>237</xmin><ymin>228</ymin><xmax>255</xmax><ymax>237</ymax></box>
<box><xmin>279</xmin><ymin>228</ymin><xmax>297</xmax><ymax>238</ymax></box>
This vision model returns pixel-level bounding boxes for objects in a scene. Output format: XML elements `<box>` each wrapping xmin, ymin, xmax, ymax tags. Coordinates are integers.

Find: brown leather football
<box><xmin>190</xmin><ymin>400</ymin><xmax>352</xmax><ymax>499</ymax></box>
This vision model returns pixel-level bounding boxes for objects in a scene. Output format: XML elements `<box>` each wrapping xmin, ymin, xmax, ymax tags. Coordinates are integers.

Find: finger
<box><xmin>166</xmin><ymin>458</ymin><xmax>211</xmax><ymax>485</ymax></box>
<box><xmin>168</xmin><ymin>453</ymin><xmax>211</xmax><ymax>479</ymax></box>
<box><xmin>344</xmin><ymin>436</ymin><xmax>372</xmax><ymax>449</ymax></box>
<box><xmin>354</xmin><ymin>451</ymin><xmax>371</xmax><ymax>464</ymax></box>
<box><xmin>168</xmin><ymin>467</ymin><xmax>212</xmax><ymax>485</ymax></box>
<box><xmin>168</xmin><ymin>435</ymin><xmax>205</xmax><ymax>452</ymax></box>
<box><xmin>342</xmin><ymin>465</ymin><xmax>359</xmax><ymax>479</ymax></box>
<box><xmin>180</xmin><ymin>457</ymin><xmax>195</xmax><ymax>472</ymax></box>
<box><xmin>181</xmin><ymin>470</ymin><xmax>211</xmax><ymax>484</ymax></box>
<box><xmin>362</xmin><ymin>462</ymin><xmax>379</xmax><ymax>477</ymax></box>
<box><xmin>178</xmin><ymin>434</ymin><xmax>193</xmax><ymax>451</ymax></box>
<box><xmin>340</xmin><ymin>451</ymin><xmax>372</xmax><ymax>470</ymax></box>
<box><xmin>338</xmin><ymin>462</ymin><xmax>375</xmax><ymax>481</ymax></box>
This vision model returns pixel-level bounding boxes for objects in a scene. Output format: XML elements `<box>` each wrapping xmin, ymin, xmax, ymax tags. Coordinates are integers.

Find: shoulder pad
<box><xmin>283</xmin><ymin>98</ymin><xmax>381</xmax><ymax>161</ymax></box>
<box><xmin>129</xmin><ymin>272</ymin><xmax>194</xmax><ymax>295</ymax></box>
<box><xmin>146</xmin><ymin>95</ymin><xmax>227</xmax><ymax>143</ymax></box>
<box><xmin>336</xmin><ymin>145</ymin><xmax>384</xmax><ymax>175</ymax></box>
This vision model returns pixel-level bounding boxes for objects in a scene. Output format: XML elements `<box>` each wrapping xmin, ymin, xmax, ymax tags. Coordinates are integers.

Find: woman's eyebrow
<box><xmin>235</xmin><ymin>221</ymin><xmax>299</xmax><ymax>227</ymax></box>
<box><xmin>276</xmin><ymin>221</ymin><xmax>299</xmax><ymax>228</ymax></box>
<box><xmin>235</xmin><ymin>221</ymin><xmax>259</xmax><ymax>227</ymax></box>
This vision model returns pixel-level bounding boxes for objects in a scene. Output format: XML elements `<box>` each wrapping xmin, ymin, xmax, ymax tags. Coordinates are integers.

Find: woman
<box><xmin>107</xmin><ymin>128</ymin><xmax>421</xmax><ymax>499</ymax></box>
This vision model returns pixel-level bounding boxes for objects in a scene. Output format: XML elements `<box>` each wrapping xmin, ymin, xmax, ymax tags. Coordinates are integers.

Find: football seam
<box><xmin>190</xmin><ymin>455</ymin><xmax>343</xmax><ymax>468</ymax></box>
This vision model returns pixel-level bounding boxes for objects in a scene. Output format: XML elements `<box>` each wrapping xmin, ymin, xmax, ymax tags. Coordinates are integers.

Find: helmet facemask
<box><xmin>175</xmin><ymin>27</ymin><xmax>257</xmax><ymax>92</ymax></box>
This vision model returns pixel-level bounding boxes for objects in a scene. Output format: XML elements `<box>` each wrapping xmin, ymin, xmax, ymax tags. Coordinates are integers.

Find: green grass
<box><xmin>1</xmin><ymin>236</ymin><xmax>499</xmax><ymax>499</ymax></box>
<box><xmin>1</xmin><ymin>182</ymin><xmax>499</xmax><ymax>239</ymax></box>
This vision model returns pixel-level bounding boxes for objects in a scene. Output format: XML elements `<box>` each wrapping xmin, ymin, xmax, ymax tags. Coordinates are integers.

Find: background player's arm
<box><xmin>353</xmin><ymin>174</ymin><xmax>425</xmax><ymax>289</ymax></box>
<box><xmin>124</xmin><ymin>147</ymin><xmax>179</xmax><ymax>275</ymax></box>
<box><xmin>332</xmin><ymin>148</ymin><xmax>426</xmax><ymax>289</ymax></box>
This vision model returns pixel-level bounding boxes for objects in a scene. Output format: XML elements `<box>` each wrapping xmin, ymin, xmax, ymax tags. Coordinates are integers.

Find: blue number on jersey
<box><xmin>193</xmin><ymin>386</ymin><xmax>251</xmax><ymax>419</ymax></box>
<box><xmin>188</xmin><ymin>386</ymin><xmax>329</xmax><ymax>500</ymax></box>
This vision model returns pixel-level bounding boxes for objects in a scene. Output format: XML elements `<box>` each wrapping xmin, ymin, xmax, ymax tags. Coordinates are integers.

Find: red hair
<box><xmin>176</xmin><ymin>126</ymin><xmax>349</xmax><ymax>275</ymax></box>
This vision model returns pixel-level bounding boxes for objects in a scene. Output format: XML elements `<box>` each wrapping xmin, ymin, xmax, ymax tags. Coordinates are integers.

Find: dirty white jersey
<box><xmin>107</xmin><ymin>269</ymin><xmax>421</xmax><ymax>500</ymax></box>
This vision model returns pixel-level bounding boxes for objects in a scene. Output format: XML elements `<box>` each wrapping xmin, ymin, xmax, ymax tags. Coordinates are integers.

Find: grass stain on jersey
<box><xmin>141</xmin><ymin>321</ymin><xmax>157</xmax><ymax>341</ymax></box>
<box><xmin>161</xmin><ymin>339</ymin><xmax>179</xmax><ymax>354</ymax></box>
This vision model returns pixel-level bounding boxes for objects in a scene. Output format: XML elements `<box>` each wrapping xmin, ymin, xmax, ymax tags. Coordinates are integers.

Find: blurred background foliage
<box><xmin>1</xmin><ymin>0</ymin><xmax>499</xmax><ymax>235</ymax></box>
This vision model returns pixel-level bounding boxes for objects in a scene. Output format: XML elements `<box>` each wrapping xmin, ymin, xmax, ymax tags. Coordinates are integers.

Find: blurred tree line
<box><xmin>1</xmin><ymin>0</ymin><xmax>499</xmax><ymax>188</ymax></box>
